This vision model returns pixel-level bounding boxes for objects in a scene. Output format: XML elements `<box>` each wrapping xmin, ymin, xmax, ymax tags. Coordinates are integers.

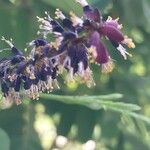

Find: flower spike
<box><xmin>0</xmin><ymin>1</ymin><xmax>135</xmax><ymax>104</ymax></box>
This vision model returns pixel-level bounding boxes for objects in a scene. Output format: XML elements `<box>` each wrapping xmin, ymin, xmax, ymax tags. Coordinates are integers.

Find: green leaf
<box><xmin>41</xmin><ymin>93</ymin><xmax>118</xmax><ymax>105</ymax></box>
<box><xmin>0</xmin><ymin>128</ymin><xmax>10</xmax><ymax>150</ymax></box>
<box><xmin>125</xmin><ymin>112</ymin><xmax>150</xmax><ymax>125</ymax></box>
<box><xmin>40</xmin><ymin>93</ymin><xmax>145</xmax><ymax>118</ymax></box>
<box><xmin>40</xmin><ymin>94</ymin><xmax>150</xmax><ymax>125</ymax></box>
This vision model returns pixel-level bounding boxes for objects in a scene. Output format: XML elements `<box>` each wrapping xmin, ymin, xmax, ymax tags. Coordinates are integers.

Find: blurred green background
<box><xmin>1</xmin><ymin>0</ymin><xmax>150</xmax><ymax>150</ymax></box>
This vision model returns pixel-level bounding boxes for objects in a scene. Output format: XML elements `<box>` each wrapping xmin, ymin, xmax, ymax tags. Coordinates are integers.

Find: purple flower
<box><xmin>77</xmin><ymin>0</ymin><xmax>135</xmax><ymax>62</ymax></box>
<box><xmin>0</xmin><ymin>0</ymin><xmax>135</xmax><ymax>104</ymax></box>
<box><xmin>88</xmin><ymin>31</ymin><xmax>114</xmax><ymax>73</ymax></box>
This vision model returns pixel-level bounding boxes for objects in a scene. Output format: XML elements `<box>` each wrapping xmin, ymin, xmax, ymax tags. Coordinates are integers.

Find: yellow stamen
<box><xmin>128</xmin><ymin>42</ymin><xmax>135</xmax><ymax>49</ymax></box>
<box><xmin>87</xmin><ymin>46</ymin><xmax>97</xmax><ymax>59</ymax></box>
<box><xmin>118</xmin><ymin>24</ymin><xmax>123</xmax><ymax>29</ymax></box>
<box><xmin>36</xmin><ymin>16</ymin><xmax>44</xmax><ymax>22</ymax></box>
<box><xmin>50</xmin><ymin>37</ymin><xmax>63</xmax><ymax>50</ymax></box>
<box><xmin>115</xmin><ymin>17</ymin><xmax>119</xmax><ymax>22</ymax></box>
<box><xmin>15</xmin><ymin>99</ymin><xmax>22</xmax><ymax>105</ymax></box>
<box><xmin>82</xmin><ymin>69</ymin><xmax>96</xmax><ymax>88</ymax></box>
<box><xmin>70</xmin><ymin>11</ymin><xmax>83</xmax><ymax>27</ymax></box>
<box><xmin>101</xmin><ymin>60</ymin><xmax>114</xmax><ymax>74</ymax></box>
<box><xmin>124</xmin><ymin>36</ymin><xmax>135</xmax><ymax>49</ymax></box>
<box><xmin>55</xmin><ymin>8</ymin><xmax>65</xmax><ymax>20</ymax></box>
<box><xmin>107</xmin><ymin>16</ymin><xmax>112</xmax><ymax>21</ymax></box>
<box><xmin>30</xmin><ymin>74</ymin><xmax>36</xmax><ymax>80</ymax></box>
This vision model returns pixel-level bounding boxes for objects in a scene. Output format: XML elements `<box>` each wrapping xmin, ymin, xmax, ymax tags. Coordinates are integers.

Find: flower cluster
<box><xmin>0</xmin><ymin>0</ymin><xmax>135</xmax><ymax>105</ymax></box>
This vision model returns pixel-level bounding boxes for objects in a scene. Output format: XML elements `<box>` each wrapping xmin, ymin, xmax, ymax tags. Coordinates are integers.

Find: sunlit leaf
<box><xmin>40</xmin><ymin>94</ymin><xmax>148</xmax><ymax>121</ymax></box>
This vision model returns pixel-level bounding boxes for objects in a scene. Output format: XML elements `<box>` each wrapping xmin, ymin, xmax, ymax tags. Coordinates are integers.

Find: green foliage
<box><xmin>41</xmin><ymin>93</ymin><xmax>137</xmax><ymax>111</ymax></box>
<box><xmin>41</xmin><ymin>94</ymin><xmax>150</xmax><ymax>125</ymax></box>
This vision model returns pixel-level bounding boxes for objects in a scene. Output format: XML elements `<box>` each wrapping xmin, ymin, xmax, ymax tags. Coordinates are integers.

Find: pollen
<box><xmin>124</xmin><ymin>36</ymin><xmax>135</xmax><ymax>49</ymax></box>
<box><xmin>70</xmin><ymin>11</ymin><xmax>83</xmax><ymax>26</ymax></box>
<box><xmin>101</xmin><ymin>60</ymin><xmax>114</xmax><ymax>74</ymax></box>
<box><xmin>55</xmin><ymin>9</ymin><xmax>65</xmax><ymax>20</ymax></box>
<box><xmin>88</xmin><ymin>46</ymin><xmax>97</xmax><ymax>59</ymax></box>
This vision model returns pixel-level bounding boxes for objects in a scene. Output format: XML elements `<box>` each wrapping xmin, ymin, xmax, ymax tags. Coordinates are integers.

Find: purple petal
<box><xmin>104</xmin><ymin>21</ymin><xmax>119</xmax><ymax>29</ymax></box>
<box><xmin>100</xmin><ymin>24</ymin><xmax>124</xmax><ymax>43</ymax></box>
<box><xmin>89</xmin><ymin>31</ymin><xmax>109</xmax><ymax>64</ymax></box>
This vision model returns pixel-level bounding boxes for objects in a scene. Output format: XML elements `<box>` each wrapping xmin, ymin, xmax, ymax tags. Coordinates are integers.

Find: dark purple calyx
<box><xmin>83</xmin><ymin>5</ymin><xmax>102</xmax><ymax>23</ymax></box>
<box><xmin>1</xmin><ymin>79</ymin><xmax>9</xmax><ymax>97</ymax></box>
<box><xmin>62</xmin><ymin>18</ymin><xmax>75</xmax><ymax>32</ymax></box>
